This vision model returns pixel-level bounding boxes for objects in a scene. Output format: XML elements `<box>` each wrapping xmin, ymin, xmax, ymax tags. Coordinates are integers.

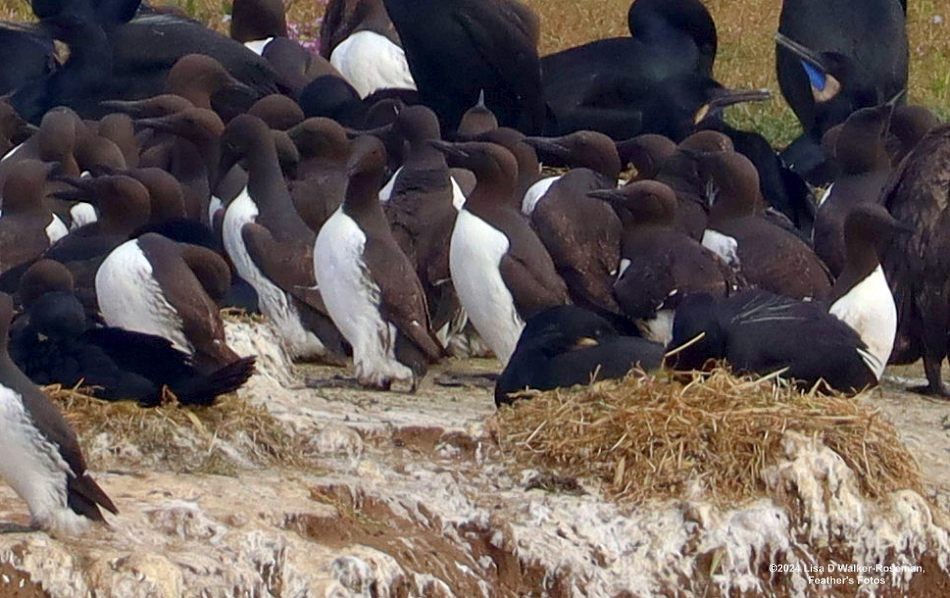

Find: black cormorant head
<box><xmin>27</xmin><ymin>291</ymin><xmax>88</xmax><ymax>340</ymax></box>
<box><xmin>516</xmin><ymin>305</ymin><xmax>619</xmax><ymax>357</ymax></box>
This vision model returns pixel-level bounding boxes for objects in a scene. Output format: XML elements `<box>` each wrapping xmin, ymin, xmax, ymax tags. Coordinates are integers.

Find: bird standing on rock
<box><xmin>315</xmin><ymin>136</ymin><xmax>443</xmax><ymax>390</ymax></box>
<box><xmin>0</xmin><ymin>292</ymin><xmax>118</xmax><ymax>536</ymax></box>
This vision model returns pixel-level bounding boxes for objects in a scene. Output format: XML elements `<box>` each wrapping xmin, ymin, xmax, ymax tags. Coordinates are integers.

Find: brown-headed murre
<box><xmin>315</xmin><ymin>135</ymin><xmax>444</xmax><ymax>390</ymax></box>
<box><xmin>814</xmin><ymin>103</ymin><xmax>894</xmax><ymax>277</ymax></box>
<box><xmin>0</xmin><ymin>160</ymin><xmax>68</xmax><ymax>276</ymax></box>
<box><xmin>220</xmin><ymin>114</ymin><xmax>347</xmax><ymax>361</ymax></box>
<box><xmin>0</xmin><ymin>292</ymin><xmax>117</xmax><ymax>535</ymax></box>
<box><xmin>95</xmin><ymin>233</ymin><xmax>247</xmax><ymax>373</ymax></box>
<box><xmin>670</xmin><ymin>204</ymin><xmax>909</xmax><ymax>393</ymax></box>
<box><xmin>430</xmin><ymin>140</ymin><xmax>569</xmax><ymax>364</ymax></box>
<box><xmin>696</xmin><ymin>151</ymin><xmax>833</xmax><ymax>299</ymax></box>
<box><xmin>590</xmin><ymin>180</ymin><xmax>740</xmax><ymax>345</ymax></box>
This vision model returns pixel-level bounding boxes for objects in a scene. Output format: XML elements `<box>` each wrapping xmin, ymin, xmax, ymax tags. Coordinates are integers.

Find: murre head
<box><xmin>288</xmin><ymin>117</ymin><xmax>350</xmax><ymax>162</ymax></box>
<box><xmin>18</xmin><ymin>259</ymin><xmax>75</xmax><ymax>309</ymax></box>
<box><xmin>589</xmin><ymin>180</ymin><xmax>677</xmax><ymax>228</ymax></box>
<box><xmin>616</xmin><ymin>134</ymin><xmax>677</xmax><ymax>181</ymax></box>
<box><xmin>523</xmin><ymin>130</ymin><xmax>622</xmax><ymax>180</ymax></box>
<box><xmin>428</xmin><ymin>140</ymin><xmax>518</xmax><ymax>205</ymax></box>
<box><xmin>135</xmin><ymin>108</ymin><xmax>225</xmax><ymax>146</ymax></box>
<box><xmin>96</xmin><ymin>113</ymin><xmax>138</xmax><ymax>168</ymax></box>
<box><xmin>678</xmin><ymin>130</ymin><xmax>734</xmax><ymax>153</ymax></box>
<box><xmin>218</xmin><ymin>114</ymin><xmax>274</xmax><ymax>176</ymax></box>
<box><xmin>693</xmin><ymin>151</ymin><xmax>762</xmax><ymax>220</ymax></box>
<box><xmin>0</xmin><ymin>100</ymin><xmax>36</xmax><ymax>151</ymax></box>
<box><xmin>248</xmin><ymin>94</ymin><xmax>305</xmax><ymax>131</ymax></box>
<box><xmin>394</xmin><ymin>105</ymin><xmax>442</xmax><ymax>147</ymax></box>
<box><xmin>456</xmin><ymin>90</ymin><xmax>499</xmax><ymax>139</ymax></box>
<box><xmin>834</xmin><ymin>104</ymin><xmax>895</xmax><ymax>174</ymax></box>
<box><xmin>53</xmin><ymin>174</ymin><xmax>151</xmax><ymax>234</ymax></box>
<box><xmin>164</xmin><ymin>54</ymin><xmax>254</xmax><ymax>110</ymax></box>
<box><xmin>2</xmin><ymin>159</ymin><xmax>57</xmax><ymax>214</ymax></box>
<box><xmin>37</xmin><ymin>108</ymin><xmax>85</xmax><ymax>172</ymax></box>
<box><xmin>343</xmin><ymin>134</ymin><xmax>388</xmax><ymax>213</ymax></box>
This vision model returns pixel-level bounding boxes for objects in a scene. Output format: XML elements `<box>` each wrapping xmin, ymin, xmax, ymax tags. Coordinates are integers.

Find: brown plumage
<box><xmin>881</xmin><ymin>125</ymin><xmax>950</xmax><ymax>396</ymax></box>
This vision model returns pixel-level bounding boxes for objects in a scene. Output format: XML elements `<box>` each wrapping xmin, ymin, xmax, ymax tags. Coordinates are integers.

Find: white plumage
<box><xmin>314</xmin><ymin>208</ymin><xmax>413</xmax><ymax>387</ymax></box>
<box><xmin>244</xmin><ymin>37</ymin><xmax>274</xmax><ymax>55</ymax></box>
<box><xmin>449</xmin><ymin>209</ymin><xmax>523</xmax><ymax>364</ymax></box>
<box><xmin>379</xmin><ymin>166</ymin><xmax>467</xmax><ymax>210</ymax></box>
<box><xmin>223</xmin><ymin>187</ymin><xmax>327</xmax><ymax>359</ymax></box>
<box><xmin>330</xmin><ymin>31</ymin><xmax>417</xmax><ymax>99</ymax></box>
<box><xmin>829</xmin><ymin>265</ymin><xmax>897</xmax><ymax>379</ymax></box>
<box><xmin>521</xmin><ymin>176</ymin><xmax>559</xmax><ymax>215</ymax></box>
<box><xmin>701</xmin><ymin>229</ymin><xmax>741</xmax><ymax>270</ymax></box>
<box><xmin>0</xmin><ymin>385</ymin><xmax>90</xmax><ymax>535</ymax></box>
<box><xmin>95</xmin><ymin>239</ymin><xmax>193</xmax><ymax>354</ymax></box>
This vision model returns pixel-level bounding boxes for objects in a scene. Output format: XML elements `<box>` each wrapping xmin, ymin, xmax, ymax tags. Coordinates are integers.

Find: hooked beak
<box><xmin>694</xmin><ymin>88</ymin><xmax>771</xmax><ymax>124</ymax></box>
<box><xmin>774</xmin><ymin>33</ymin><xmax>825</xmax><ymax>70</ymax></box>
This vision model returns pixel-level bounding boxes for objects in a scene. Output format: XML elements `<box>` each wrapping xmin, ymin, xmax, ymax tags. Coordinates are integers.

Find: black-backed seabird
<box><xmin>219</xmin><ymin>114</ymin><xmax>347</xmax><ymax>361</ymax></box>
<box><xmin>671</xmin><ymin>204</ymin><xmax>909</xmax><ymax>393</ymax></box>
<box><xmin>314</xmin><ymin>136</ymin><xmax>443</xmax><ymax>390</ymax></box>
<box><xmin>0</xmin><ymin>292</ymin><xmax>118</xmax><ymax>535</ymax></box>
<box><xmin>430</xmin><ymin>140</ymin><xmax>569</xmax><ymax>364</ymax></box>
<box><xmin>696</xmin><ymin>151</ymin><xmax>833</xmax><ymax>300</ymax></box>
<box><xmin>383</xmin><ymin>0</ymin><xmax>545</xmax><ymax>133</ymax></box>
<box><xmin>590</xmin><ymin>180</ymin><xmax>739</xmax><ymax>345</ymax></box>
<box><xmin>775</xmin><ymin>0</ymin><xmax>908</xmax><ymax>184</ymax></box>
<box><xmin>495</xmin><ymin>305</ymin><xmax>664</xmax><ymax>406</ymax></box>
<box><xmin>95</xmin><ymin>233</ymin><xmax>246</xmax><ymax>373</ymax></box>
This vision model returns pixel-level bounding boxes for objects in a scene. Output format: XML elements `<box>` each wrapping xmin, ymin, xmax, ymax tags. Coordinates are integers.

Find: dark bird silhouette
<box><xmin>495</xmin><ymin>305</ymin><xmax>663</xmax><ymax>406</ymax></box>
<box><xmin>880</xmin><ymin>125</ymin><xmax>950</xmax><ymax>396</ymax></box>
<box><xmin>383</xmin><ymin>0</ymin><xmax>545</xmax><ymax>134</ymax></box>
<box><xmin>10</xmin><ymin>290</ymin><xmax>255</xmax><ymax>407</ymax></box>
<box><xmin>775</xmin><ymin>0</ymin><xmax>908</xmax><ymax>184</ymax></box>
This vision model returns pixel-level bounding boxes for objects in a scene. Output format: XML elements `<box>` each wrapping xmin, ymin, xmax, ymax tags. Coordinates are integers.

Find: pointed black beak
<box><xmin>521</xmin><ymin>136</ymin><xmax>571</xmax><ymax>159</ymax></box>
<box><xmin>428</xmin><ymin>139</ymin><xmax>470</xmax><ymax>159</ymax></box>
<box><xmin>345</xmin><ymin>123</ymin><xmax>393</xmax><ymax>140</ymax></box>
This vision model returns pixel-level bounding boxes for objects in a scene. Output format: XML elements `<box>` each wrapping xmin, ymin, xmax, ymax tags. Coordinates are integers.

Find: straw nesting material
<box><xmin>492</xmin><ymin>369</ymin><xmax>922</xmax><ymax>504</ymax></box>
<box><xmin>44</xmin><ymin>383</ymin><xmax>305</xmax><ymax>474</ymax></box>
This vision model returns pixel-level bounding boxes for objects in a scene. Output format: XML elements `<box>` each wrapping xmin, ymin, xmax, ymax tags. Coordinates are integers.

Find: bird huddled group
<box><xmin>0</xmin><ymin>0</ymin><xmax>947</xmax><ymax>535</ymax></box>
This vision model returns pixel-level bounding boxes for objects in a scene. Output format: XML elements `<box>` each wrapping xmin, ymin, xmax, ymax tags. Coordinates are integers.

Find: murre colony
<box><xmin>0</xmin><ymin>0</ymin><xmax>944</xmax><ymax>534</ymax></box>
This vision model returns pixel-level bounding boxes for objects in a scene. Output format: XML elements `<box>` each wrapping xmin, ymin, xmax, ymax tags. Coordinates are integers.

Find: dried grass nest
<box><xmin>44</xmin><ymin>384</ymin><xmax>305</xmax><ymax>474</ymax></box>
<box><xmin>491</xmin><ymin>368</ymin><xmax>922</xmax><ymax>504</ymax></box>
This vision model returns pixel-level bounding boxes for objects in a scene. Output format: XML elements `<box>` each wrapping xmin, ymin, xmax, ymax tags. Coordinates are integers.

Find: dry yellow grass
<box><xmin>492</xmin><ymin>369</ymin><xmax>922</xmax><ymax>504</ymax></box>
<box><xmin>44</xmin><ymin>383</ymin><xmax>307</xmax><ymax>474</ymax></box>
<box><xmin>1</xmin><ymin>0</ymin><xmax>946</xmax><ymax>145</ymax></box>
